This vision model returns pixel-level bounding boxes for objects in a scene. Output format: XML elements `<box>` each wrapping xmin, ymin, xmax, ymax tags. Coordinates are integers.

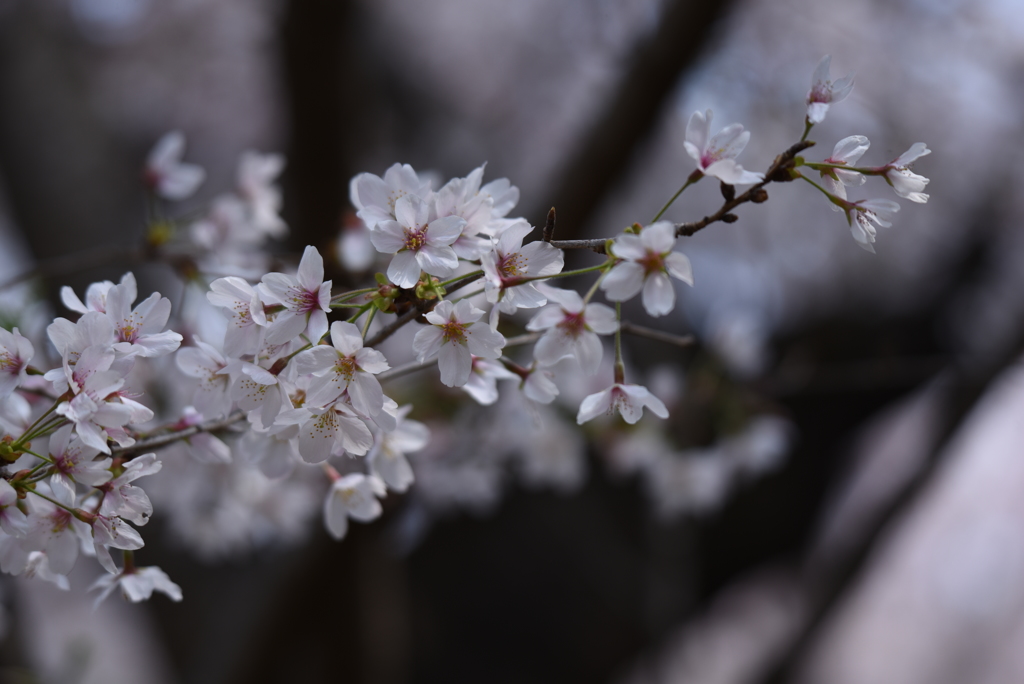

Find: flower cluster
<box><xmin>0</xmin><ymin>56</ymin><xmax>927</xmax><ymax>606</ymax></box>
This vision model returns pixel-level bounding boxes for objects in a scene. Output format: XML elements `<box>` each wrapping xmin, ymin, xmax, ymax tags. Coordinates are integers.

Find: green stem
<box><xmin>613</xmin><ymin>302</ymin><xmax>625</xmax><ymax>384</ymax></box>
<box><xmin>361</xmin><ymin>306</ymin><xmax>377</xmax><ymax>338</ymax></box>
<box><xmin>437</xmin><ymin>270</ymin><xmax>483</xmax><ymax>289</ymax></box>
<box><xmin>27</xmin><ymin>488</ymin><xmax>78</xmax><ymax>514</ymax></box>
<box><xmin>800</xmin><ymin>118</ymin><xmax>813</xmax><ymax>142</ymax></box>
<box><xmin>331</xmin><ymin>286</ymin><xmax>377</xmax><ymax>304</ymax></box>
<box><xmin>346</xmin><ymin>304</ymin><xmax>372</xmax><ymax>324</ymax></box>
<box><xmin>15</xmin><ymin>400</ymin><xmax>61</xmax><ymax>448</ymax></box>
<box><xmin>803</xmin><ymin>161</ymin><xmax>885</xmax><ymax>175</ymax></box>
<box><xmin>652</xmin><ymin>174</ymin><xmax>698</xmax><ymax>223</ymax></box>
<box><xmin>516</xmin><ymin>262</ymin><xmax>609</xmax><ymax>285</ymax></box>
<box><xmin>582</xmin><ymin>269</ymin><xmax>609</xmax><ymax>305</ymax></box>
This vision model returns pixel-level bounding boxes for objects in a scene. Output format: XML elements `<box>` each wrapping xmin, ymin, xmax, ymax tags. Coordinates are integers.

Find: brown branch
<box><xmin>110</xmin><ymin>411</ymin><xmax>247</xmax><ymax>457</ymax></box>
<box><xmin>619</xmin><ymin>322</ymin><xmax>695</xmax><ymax>348</ymax></box>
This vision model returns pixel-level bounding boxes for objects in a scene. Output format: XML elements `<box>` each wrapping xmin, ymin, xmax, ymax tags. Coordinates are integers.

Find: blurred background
<box><xmin>2</xmin><ymin>0</ymin><xmax>1024</xmax><ymax>682</ymax></box>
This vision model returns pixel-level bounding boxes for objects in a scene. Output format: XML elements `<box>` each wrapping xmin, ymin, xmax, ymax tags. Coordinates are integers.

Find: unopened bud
<box><xmin>722</xmin><ymin>213</ymin><xmax>739</xmax><ymax>223</ymax></box>
<box><xmin>751</xmin><ymin>189</ymin><xmax>769</xmax><ymax>203</ymax></box>
<box><xmin>720</xmin><ymin>182</ymin><xmax>736</xmax><ymax>202</ymax></box>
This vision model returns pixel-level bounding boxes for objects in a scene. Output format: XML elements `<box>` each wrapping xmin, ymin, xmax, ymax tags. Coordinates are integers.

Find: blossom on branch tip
<box><xmin>482</xmin><ymin>220</ymin><xmax>564</xmax><ymax>313</ymax></box>
<box><xmin>821</xmin><ymin>135</ymin><xmax>870</xmax><ymax>209</ymax></box>
<box><xmin>684</xmin><ymin>109</ymin><xmax>763</xmax><ymax>186</ymax></box>
<box><xmin>413</xmin><ymin>300</ymin><xmax>505</xmax><ymax>388</ymax></box>
<box><xmin>292</xmin><ymin>321</ymin><xmax>390</xmax><ymax>416</ymax></box>
<box><xmin>91</xmin><ymin>565</ymin><xmax>182</xmax><ymax>606</ymax></box>
<box><xmin>0</xmin><ymin>326</ymin><xmax>33</xmax><ymax>400</ymax></box>
<box><xmin>351</xmin><ymin>163</ymin><xmax>434</xmax><ymax>230</ymax></box>
<box><xmin>884</xmin><ymin>143</ymin><xmax>931</xmax><ymax>203</ymax></box>
<box><xmin>576</xmin><ymin>383</ymin><xmax>669</xmax><ymax>425</ymax></box>
<box><xmin>806</xmin><ymin>55</ymin><xmax>854</xmax><ymax>124</ymax></box>
<box><xmin>601</xmin><ymin>222</ymin><xmax>694</xmax><ymax>317</ymax></box>
<box><xmin>844</xmin><ymin>198</ymin><xmax>900</xmax><ymax>253</ymax></box>
<box><xmin>527</xmin><ymin>284</ymin><xmax>617</xmax><ymax>373</ymax></box>
<box><xmin>144</xmin><ymin>131</ymin><xmax>205</xmax><ymax>201</ymax></box>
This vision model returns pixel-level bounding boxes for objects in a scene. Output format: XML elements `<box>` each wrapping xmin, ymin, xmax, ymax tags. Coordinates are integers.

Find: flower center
<box><xmin>403</xmin><ymin>227</ymin><xmax>428</xmax><ymax>252</ymax></box>
<box><xmin>335</xmin><ymin>355</ymin><xmax>358</xmax><ymax>382</ymax></box>
<box><xmin>440</xmin><ymin>320</ymin><xmax>469</xmax><ymax>345</ymax></box>
<box><xmin>557</xmin><ymin>311</ymin><xmax>586</xmax><ymax>338</ymax></box>
<box><xmin>288</xmin><ymin>287</ymin><xmax>321</xmax><ymax>313</ymax></box>
<box><xmin>498</xmin><ymin>252</ymin><xmax>526</xmax><ymax>279</ymax></box>
<box><xmin>0</xmin><ymin>351</ymin><xmax>18</xmax><ymax>373</ymax></box>
<box><xmin>637</xmin><ymin>250</ymin><xmax>665</xmax><ymax>277</ymax></box>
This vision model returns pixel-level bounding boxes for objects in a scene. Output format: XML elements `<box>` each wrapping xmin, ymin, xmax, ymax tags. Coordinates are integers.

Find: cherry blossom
<box><xmin>105</xmin><ymin>273</ymin><xmax>182</xmax><ymax>358</ymax></box>
<box><xmin>292</xmin><ymin>321</ymin><xmax>390</xmax><ymax>417</ymax></box>
<box><xmin>47</xmin><ymin>424</ymin><xmax>112</xmax><ymax>503</ymax></box>
<box><xmin>350</xmin><ymin>162</ymin><xmax>433</xmax><ymax>230</ymax></box>
<box><xmin>601</xmin><ymin>222</ymin><xmax>694</xmax><ymax>317</ymax></box>
<box><xmin>207</xmin><ymin>276</ymin><xmax>263</xmax><ymax>356</ymax></box>
<box><xmin>99</xmin><ymin>453</ymin><xmax>162</xmax><ymax>526</ymax></box>
<box><xmin>821</xmin><ymin>135</ymin><xmax>870</xmax><ymax>208</ymax></box>
<box><xmin>413</xmin><ymin>300</ymin><xmax>506</xmax><ymax>388</ymax></box>
<box><xmin>0</xmin><ymin>480</ymin><xmax>27</xmax><ymax>538</ymax></box>
<box><xmin>806</xmin><ymin>55</ymin><xmax>854</xmax><ymax>124</ymax></box>
<box><xmin>323</xmin><ymin>473</ymin><xmax>386</xmax><ymax>540</ymax></box>
<box><xmin>481</xmin><ymin>220</ymin><xmax>564</xmax><ymax>313</ymax></box>
<box><xmin>845</xmin><ymin>198</ymin><xmax>901</xmax><ymax>253</ymax></box>
<box><xmin>258</xmin><ymin>245</ymin><xmax>332</xmax><ymax>345</ymax></box>
<box><xmin>461</xmin><ymin>358</ymin><xmax>516</xmax><ymax>405</ymax></box>
<box><xmin>277</xmin><ymin>400</ymin><xmax>374</xmax><ymax>464</ymax></box>
<box><xmin>144</xmin><ymin>131</ymin><xmax>205</xmax><ymax>201</ymax></box>
<box><xmin>577</xmin><ymin>382</ymin><xmax>669</xmax><ymax>425</ymax></box>
<box><xmin>368</xmin><ymin>404</ymin><xmax>429</xmax><ymax>493</ymax></box>
<box><xmin>60</xmin><ymin>275</ymin><xmax>122</xmax><ymax>314</ymax></box>
<box><xmin>370</xmin><ymin>195</ymin><xmax>465</xmax><ymax>288</ymax></box>
<box><xmin>527</xmin><ymin>284</ymin><xmax>617</xmax><ymax>373</ymax></box>
<box><xmin>55</xmin><ymin>367</ymin><xmax>135</xmax><ymax>454</ymax></box>
<box><xmin>884</xmin><ymin>142</ymin><xmax>931</xmax><ymax>203</ymax></box>
<box><xmin>237</xmin><ymin>151</ymin><xmax>287</xmax><ymax>239</ymax></box>
<box><xmin>91</xmin><ymin>565</ymin><xmax>183</xmax><ymax>606</ymax></box>
<box><xmin>176</xmin><ymin>336</ymin><xmax>233</xmax><ymax>419</ymax></box>
<box><xmin>0</xmin><ymin>326</ymin><xmax>33</xmax><ymax>399</ymax></box>
<box><xmin>683</xmin><ymin>109</ymin><xmax>763</xmax><ymax>186</ymax></box>
<box><xmin>89</xmin><ymin>513</ymin><xmax>145</xmax><ymax>574</ymax></box>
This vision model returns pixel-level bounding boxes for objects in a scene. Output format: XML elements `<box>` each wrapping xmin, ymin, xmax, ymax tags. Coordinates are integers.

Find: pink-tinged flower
<box><xmin>90</xmin><ymin>513</ymin><xmax>144</xmax><ymax>574</ymax></box>
<box><xmin>207</xmin><ymin>276</ymin><xmax>263</xmax><ymax>356</ymax></box>
<box><xmin>527</xmin><ymin>284</ymin><xmax>617</xmax><ymax>374</ymax></box>
<box><xmin>91</xmin><ymin>565</ymin><xmax>182</xmax><ymax>606</ymax></box>
<box><xmin>434</xmin><ymin>165</ymin><xmax>496</xmax><ymax>256</ymax></box>
<box><xmin>576</xmin><ymin>383</ymin><xmax>669</xmax><ymax>425</ymax></box>
<box><xmin>0</xmin><ymin>326</ymin><xmax>33</xmax><ymax>399</ymax></box>
<box><xmin>351</xmin><ymin>163</ymin><xmax>434</xmax><ymax>230</ymax></box>
<box><xmin>0</xmin><ymin>480</ymin><xmax>28</xmax><ymax>538</ymax></box>
<box><xmin>461</xmin><ymin>358</ymin><xmax>516</xmax><ymax>405</ymax></box>
<box><xmin>323</xmin><ymin>473</ymin><xmax>386</xmax><ymax>540</ymax></box>
<box><xmin>277</xmin><ymin>400</ymin><xmax>374</xmax><ymax>464</ymax></box>
<box><xmin>292</xmin><ymin>321</ymin><xmax>390</xmax><ymax>415</ymax></box>
<box><xmin>105</xmin><ymin>273</ymin><xmax>182</xmax><ymax>359</ymax></box>
<box><xmin>237</xmin><ymin>151</ymin><xmax>287</xmax><ymax>239</ymax></box>
<box><xmin>47</xmin><ymin>424</ymin><xmax>112</xmax><ymax>504</ymax></box>
<box><xmin>228</xmin><ymin>359</ymin><xmax>288</xmax><ymax>427</ymax></box>
<box><xmin>482</xmin><ymin>220</ymin><xmax>564</xmax><ymax>313</ymax></box>
<box><xmin>821</xmin><ymin>135</ymin><xmax>870</xmax><ymax>209</ymax></box>
<box><xmin>176</xmin><ymin>336</ymin><xmax>232</xmax><ymax>419</ymax></box>
<box><xmin>371</xmin><ymin>195</ymin><xmax>465</xmax><ymax>288</ymax></box>
<box><xmin>144</xmin><ymin>131</ymin><xmax>205</xmax><ymax>201</ymax></box>
<box><xmin>413</xmin><ymin>300</ymin><xmax>505</xmax><ymax>388</ymax></box>
<box><xmin>845</xmin><ymin>198</ymin><xmax>900</xmax><ymax>253</ymax></box>
<box><xmin>884</xmin><ymin>143</ymin><xmax>931</xmax><ymax>203</ymax></box>
<box><xmin>806</xmin><ymin>55</ymin><xmax>854</xmax><ymax>124</ymax></box>
<box><xmin>368</xmin><ymin>404</ymin><xmax>428</xmax><ymax>493</ymax></box>
<box><xmin>60</xmin><ymin>273</ymin><xmax>131</xmax><ymax>314</ymax></box>
<box><xmin>684</xmin><ymin>110</ymin><xmax>763</xmax><ymax>186</ymax></box>
<box><xmin>55</xmin><ymin>370</ymin><xmax>134</xmax><ymax>454</ymax></box>
<box><xmin>45</xmin><ymin>312</ymin><xmax>120</xmax><ymax>395</ymax></box>
<box><xmin>258</xmin><ymin>246</ymin><xmax>333</xmax><ymax>346</ymax></box>
<box><xmin>521</xmin><ymin>366</ymin><xmax>559</xmax><ymax>404</ymax></box>
<box><xmin>26</xmin><ymin>484</ymin><xmax>90</xmax><ymax>576</ymax></box>
<box><xmin>601</xmin><ymin>222</ymin><xmax>694</xmax><ymax>317</ymax></box>
<box><xmin>99</xmin><ymin>452</ymin><xmax>161</xmax><ymax>526</ymax></box>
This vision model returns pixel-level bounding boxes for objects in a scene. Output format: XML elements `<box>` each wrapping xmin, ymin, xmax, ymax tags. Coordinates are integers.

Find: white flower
<box><xmin>91</xmin><ymin>565</ymin><xmax>182</xmax><ymax>606</ymax></box>
<box><xmin>26</xmin><ymin>485</ymin><xmax>90</xmax><ymax>576</ymax></box>
<box><xmin>884</xmin><ymin>142</ymin><xmax>931</xmax><ymax>203</ymax></box>
<box><xmin>821</xmin><ymin>135</ymin><xmax>870</xmax><ymax>209</ymax></box>
<box><xmin>845</xmin><ymin>198</ymin><xmax>900</xmax><ymax>253</ymax></box>
<box><xmin>323</xmin><ymin>473</ymin><xmax>386</xmax><ymax>540</ymax></box>
<box><xmin>576</xmin><ymin>382</ymin><xmax>668</xmax><ymax>425</ymax></box>
<box><xmin>368</xmin><ymin>405</ymin><xmax>429</xmax><ymax>493</ymax></box>
<box><xmin>292</xmin><ymin>321</ymin><xmax>390</xmax><ymax>416</ymax></box>
<box><xmin>521</xmin><ymin>367</ymin><xmax>559</xmax><ymax>404</ymax></box>
<box><xmin>683</xmin><ymin>110</ymin><xmax>763</xmax><ymax>185</ymax></box>
<box><xmin>461</xmin><ymin>358</ymin><xmax>516</xmax><ymax>405</ymax></box>
<box><xmin>258</xmin><ymin>246</ymin><xmax>333</xmax><ymax>346</ymax></box>
<box><xmin>481</xmin><ymin>220</ymin><xmax>564</xmax><ymax>313</ymax></box>
<box><xmin>371</xmin><ymin>195</ymin><xmax>465</xmax><ymax>288</ymax></box>
<box><xmin>527</xmin><ymin>284</ymin><xmax>617</xmax><ymax>373</ymax></box>
<box><xmin>0</xmin><ymin>480</ymin><xmax>28</xmax><ymax>538</ymax></box>
<box><xmin>601</xmin><ymin>222</ymin><xmax>694</xmax><ymax>317</ymax></box>
<box><xmin>100</xmin><ymin>453</ymin><xmax>161</xmax><ymax>526</ymax></box>
<box><xmin>207</xmin><ymin>276</ymin><xmax>263</xmax><ymax>356</ymax></box>
<box><xmin>47</xmin><ymin>424</ymin><xmax>112</xmax><ymax>503</ymax></box>
<box><xmin>60</xmin><ymin>275</ymin><xmax>123</xmax><ymax>314</ymax></box>
<box><xmin>277</xmin><ymin>401</ymin><xmax>374</xmax><ymax>464</ymax></box>
<box><xmin>350</xmin><ymin>163</ymin><xmax>433</xmax><ymax>230</ymax></box>
<box><xmin>55</xmin><ymin>368</ymin><xmax>134</xmax><ymax>454</ymax></box>
<box><xmin>90</xmin><ymin>513</ymin><xmax>144</xmax><ymax>574</ymax></box>
<box><xmin>0</xmin><ymin>326</ymin><xmax>33</xmax><ymax>399</ymax></box>
<box><xmin>105</xmin><ymin>273</ymin><xmax>183</xmax><ymax>358</ymax></box>
<box><xmin>144</xmin><ymin>131</ymin><xmax>205</xmax><ymax>201</ymax></box>
<box><xmin>176</xmin><ymin>336</ymin><xmax>232</xmax><ymax>419</ymax></box>
<box><xmin>806</xmin><ymin>55</ymin><xmax>854</xmax><ymax>124</ymax></box>
<box><xmin>237</xmin><ymin>151</ymin><xmax>287</xmax><ymax>239</ymax></box>
<box><xmin>413</xmin><ymin>300</ymin><xmax>505</xmax><ymax>388</ymax></box>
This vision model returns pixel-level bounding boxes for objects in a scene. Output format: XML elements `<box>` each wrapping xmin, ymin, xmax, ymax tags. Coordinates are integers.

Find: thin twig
<box><xmin>619</xmin><ymin>322</ymin><xmax>695</xmax><ymax>348</ymax></box>
<box><xmin>111</xmin><ymin>411</ymin><xmax>247</xmax><ymax>457</ymax></box>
